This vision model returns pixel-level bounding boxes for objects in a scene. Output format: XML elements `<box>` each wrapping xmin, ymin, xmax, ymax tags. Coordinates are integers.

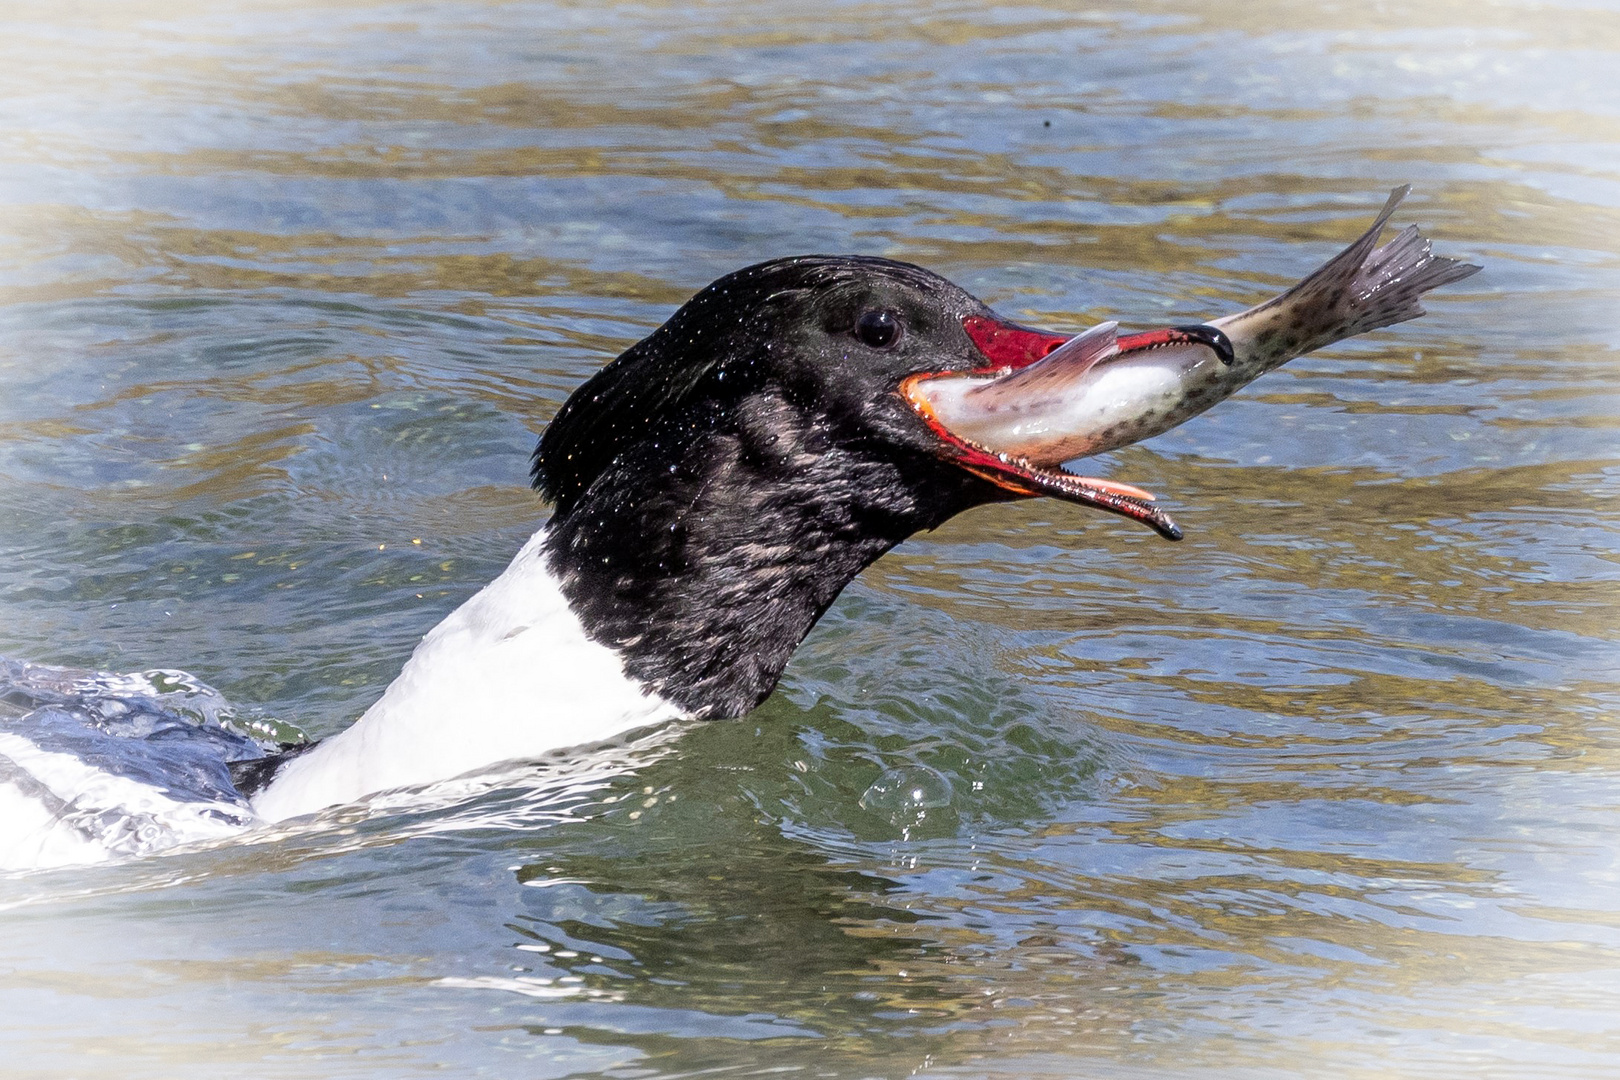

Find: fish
<box><xmin>904</xmin><ymin>186</ymin><xmax>1481</xmax><ymax>474</ymax></box>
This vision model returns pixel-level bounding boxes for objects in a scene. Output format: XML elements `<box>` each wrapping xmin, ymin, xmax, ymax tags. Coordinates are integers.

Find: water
<box><xmin>1</xmin><ymin>0</ymin><xmax>1617</xmax><ymax>1076</ymax></box>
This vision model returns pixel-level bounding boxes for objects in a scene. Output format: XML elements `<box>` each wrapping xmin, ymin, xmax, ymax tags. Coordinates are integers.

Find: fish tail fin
<box><xmin>1347</xmin><ymin>222</ymin><xmax>1482</xmax><ymax>334</ymax></box>
<box><xmin>1225</xmin><ymin>186</ymin><xmax>1481</xmax><ymax>364</ymax></box>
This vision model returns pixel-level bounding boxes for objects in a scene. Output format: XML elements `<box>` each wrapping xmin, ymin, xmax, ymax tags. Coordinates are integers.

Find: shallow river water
<box><xmin>1</xmin><ymin>1</ymin><xmax>1617</xmax><ymax>1077</ymax></box>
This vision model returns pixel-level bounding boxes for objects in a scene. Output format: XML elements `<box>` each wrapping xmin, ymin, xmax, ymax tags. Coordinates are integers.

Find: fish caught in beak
<box><xmin>905</xmin><ymin>186</ymin><xmax>1481</xmax><ymax>541</ymax></box>
<box><xmin>901</xmin><ymin>317</ymin><xmax>1204</xmax><ymax>540</ymax></box>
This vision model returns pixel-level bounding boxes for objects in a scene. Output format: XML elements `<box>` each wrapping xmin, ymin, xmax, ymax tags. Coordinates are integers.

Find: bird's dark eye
<box><xmin>854</xmin><ymin>309</ymin><xmax>902</xmax><ymax>349</ymax></box>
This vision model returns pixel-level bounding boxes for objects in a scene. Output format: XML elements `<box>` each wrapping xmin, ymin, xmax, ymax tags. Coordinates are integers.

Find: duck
<box><xmin>252</xmin><ymin>254</ymin><xmax>1182</xmax><ymax>822</ymax></box>
<box><xmin>0</xmin><ymin>191</ymin><xmax>1479</xmax><ymax>869</ymax></box>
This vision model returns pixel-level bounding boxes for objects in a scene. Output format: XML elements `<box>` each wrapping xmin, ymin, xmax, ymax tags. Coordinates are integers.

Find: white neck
<box><xmin>251</xmin><ymin>527</ymin><xmax>684</xmax><ymax>821</ymax></box>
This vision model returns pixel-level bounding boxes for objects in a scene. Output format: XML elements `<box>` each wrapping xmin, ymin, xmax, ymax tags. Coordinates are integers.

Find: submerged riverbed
<box><xmin>1</xmin><ymin>1</ymin><xmax>1617</xmax><ymax>1077</ymax></box>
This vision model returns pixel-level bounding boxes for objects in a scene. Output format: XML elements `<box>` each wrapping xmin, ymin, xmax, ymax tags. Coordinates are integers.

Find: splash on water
<box><xmin>0</xmin><ymin>658</ymin><xmax>303</xmax><ymax>868</ymax></box>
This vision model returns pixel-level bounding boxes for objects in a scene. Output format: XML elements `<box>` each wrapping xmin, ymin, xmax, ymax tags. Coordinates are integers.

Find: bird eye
<box><xmin>854</xmin><ymin>309</ymin><xmax>902</xmax><ymax>349</ymax></box>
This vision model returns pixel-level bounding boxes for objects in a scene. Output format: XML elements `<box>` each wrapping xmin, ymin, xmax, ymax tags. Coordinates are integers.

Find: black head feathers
<box><xmin>531</xmin><ymin>255</ymin><xmax>968</xmax><ymax>517</ymax></box>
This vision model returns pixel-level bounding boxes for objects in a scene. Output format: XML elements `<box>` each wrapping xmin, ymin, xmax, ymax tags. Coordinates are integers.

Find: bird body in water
<box><xmin>0</xmin><ymin>189</ymin><xmax>1478</xmax><ymax>870</ymax></box>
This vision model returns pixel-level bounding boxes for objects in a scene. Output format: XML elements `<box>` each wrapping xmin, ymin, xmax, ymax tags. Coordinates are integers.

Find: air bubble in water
<box><xmin>860</xmin><ymin>765</ymin><xmax>953</xmax><ymax>817</ymax></box>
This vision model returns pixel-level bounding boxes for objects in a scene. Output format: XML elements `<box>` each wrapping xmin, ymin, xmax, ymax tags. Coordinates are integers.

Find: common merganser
<box><xmin>0</xmin><ymin>189</ymin><xmax>1478</xmax><ymax>870</ymax></box>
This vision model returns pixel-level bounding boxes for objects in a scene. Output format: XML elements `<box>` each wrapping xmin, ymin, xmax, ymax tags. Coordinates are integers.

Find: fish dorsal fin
<box><xmin>966</xmin><ymin>320</ymin><xmax>1119</xmax><ymax>401</ymax></box>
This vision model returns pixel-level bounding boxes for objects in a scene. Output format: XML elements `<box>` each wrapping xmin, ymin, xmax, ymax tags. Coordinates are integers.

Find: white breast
<box><xmin>0</xmin><ymin>526</ymin><xmax>683</xmax><ymax>871</ymax></box>
<box><xmin>250</xmin><ymin>527</ymin><xmax>684</xmax><ymax>822</ymax></box>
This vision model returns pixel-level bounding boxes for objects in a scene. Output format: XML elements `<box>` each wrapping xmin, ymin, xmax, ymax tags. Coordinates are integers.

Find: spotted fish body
<box><xmin>914</xmin><ymin>187</ymin><xmax>1481</xmax><ymax>466</ymax></box>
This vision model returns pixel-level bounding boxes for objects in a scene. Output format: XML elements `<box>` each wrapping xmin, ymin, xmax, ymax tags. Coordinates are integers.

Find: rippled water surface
<box><xmin>2</xmin><ymin>1</ymin><xmax>1618</xmax><ymax>1076</ymax></box>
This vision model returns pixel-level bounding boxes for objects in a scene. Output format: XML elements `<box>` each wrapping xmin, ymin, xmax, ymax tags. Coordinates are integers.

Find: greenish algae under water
<box><xmin>1</xmin><ymin>1</ymin><xmax>1617</xmax><ymax>1077</ymax></box>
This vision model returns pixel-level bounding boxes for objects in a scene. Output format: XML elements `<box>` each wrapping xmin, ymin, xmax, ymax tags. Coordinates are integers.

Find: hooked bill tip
<box><xmin>1174</xmin><ymin>325</ymin><xmax>1236</xmax><ymax>366</ymax></box>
